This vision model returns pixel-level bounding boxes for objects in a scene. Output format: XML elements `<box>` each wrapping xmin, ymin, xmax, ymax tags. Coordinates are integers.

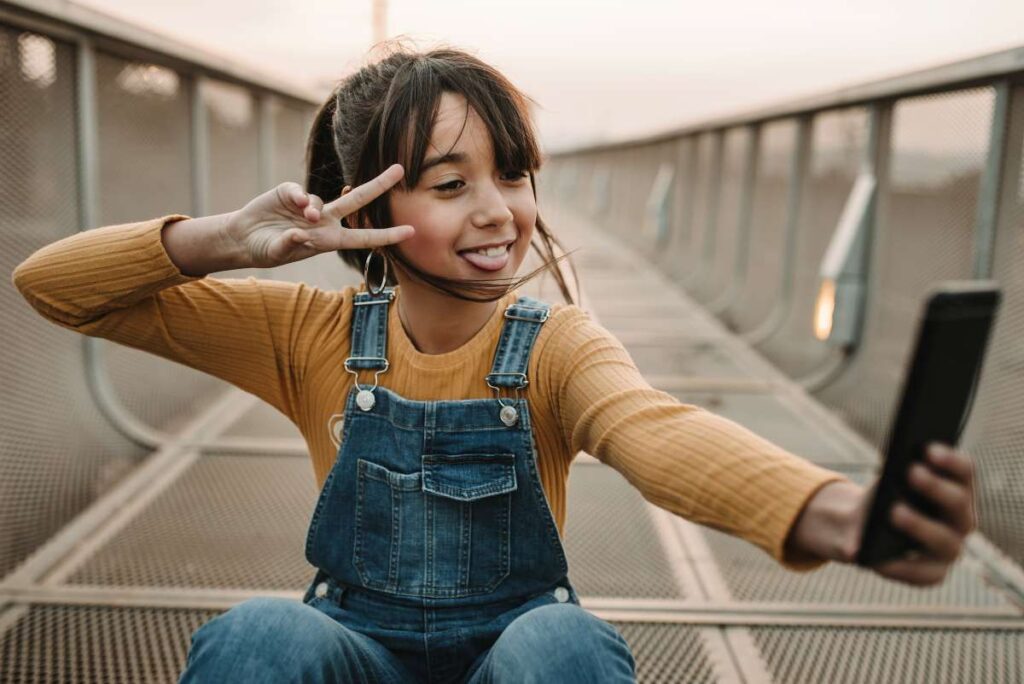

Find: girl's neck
<box><xmin>394</xmin><ymin>282</ymin><xmax>501</xmax><ymax>355</ymax></box>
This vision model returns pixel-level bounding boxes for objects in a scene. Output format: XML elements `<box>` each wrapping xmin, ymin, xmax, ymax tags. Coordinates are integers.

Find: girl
<box><xmin>13</xmin><ymin>45</ymin><xmax>978</xmax><ymax>683</ymax></box>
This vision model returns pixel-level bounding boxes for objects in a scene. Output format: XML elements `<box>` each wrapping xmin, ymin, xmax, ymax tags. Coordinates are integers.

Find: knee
<box><xmin>193</xmin><ymin>597</ymin><xmax>316</xmax><ymax>649</ymax></box>
<box><xmin>181</xmin><ymin>598</ymin><xmax>334</xmax><ymax>682</ymax></box>
<box><xmin>490</xmin><ymin>604</ymin><xmax>635</xmax><ymax>682</ymax></box>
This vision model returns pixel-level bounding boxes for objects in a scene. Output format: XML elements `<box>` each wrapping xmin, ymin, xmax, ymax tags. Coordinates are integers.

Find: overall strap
<box><xmin>345</xmin><ymin>287</ymin><xmax>395</xmax><ymax>373</ymax></box>
<box><xmin>485</xmin><ymin>295</ymin><xmax>551</xmax><ymax>391</ymax></box>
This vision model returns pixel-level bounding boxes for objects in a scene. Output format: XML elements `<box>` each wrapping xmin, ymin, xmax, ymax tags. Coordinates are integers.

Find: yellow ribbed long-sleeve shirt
<box><xmin>12</xmin><ymin>215</ymin><xmax>848</xmax><ymax>571</ymax></box>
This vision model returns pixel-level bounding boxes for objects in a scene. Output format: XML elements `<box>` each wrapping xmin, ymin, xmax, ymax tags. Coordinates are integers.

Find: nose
<box><xmin>470</xmin><ymin>180</ymin><xmax>514</xmax><ymax>229</ymax></box>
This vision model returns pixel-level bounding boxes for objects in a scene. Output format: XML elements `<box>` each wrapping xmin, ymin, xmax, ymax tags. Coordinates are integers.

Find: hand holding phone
<box><xmin>855</xmin><ymin>281</ymin><xmax>999</xmax><ymax>567</ymax></box>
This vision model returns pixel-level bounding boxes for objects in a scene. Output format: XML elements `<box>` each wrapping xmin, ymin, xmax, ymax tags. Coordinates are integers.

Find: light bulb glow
<box><xmin>814</xmin><ymin>278</ymin><xmax>836</xmax><ymax>341</ymax></box>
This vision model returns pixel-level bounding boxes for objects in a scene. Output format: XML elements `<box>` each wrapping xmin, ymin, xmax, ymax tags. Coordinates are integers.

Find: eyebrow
<box><xmin>420</xmin><ymin>151</ymin><xmax>468</xmax><ymax>173</ymax></box>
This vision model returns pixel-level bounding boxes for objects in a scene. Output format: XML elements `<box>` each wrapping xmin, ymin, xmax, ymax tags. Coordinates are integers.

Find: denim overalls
<box><xmin>297</xmin><ymin>287</ymin><xmax>633</xmax><ymax>682</ymax></box>
<box><xmin>180</xmin><ymin>287</ymin><xmax>635</xmax><ymax>683</ymax></box>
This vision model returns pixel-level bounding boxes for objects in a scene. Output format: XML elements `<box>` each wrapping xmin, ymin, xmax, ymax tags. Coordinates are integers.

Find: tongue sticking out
<box><xmin>460</xmin><ymin>247</ymin><xmax>510</xmax><ymax>272</ymax></box>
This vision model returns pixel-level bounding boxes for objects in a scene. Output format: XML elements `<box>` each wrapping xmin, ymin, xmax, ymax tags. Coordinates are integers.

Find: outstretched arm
<box><xmin>535</xmin><ymin>307</ymin><xmax>849</xmax><ymax>571</ymax></box>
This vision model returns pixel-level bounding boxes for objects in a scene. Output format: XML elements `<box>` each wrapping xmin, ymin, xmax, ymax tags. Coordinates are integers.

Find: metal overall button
<box><xmin>553</xmin><ymin>586</ymin><xmax>570</xmax><ymax>603</ymax></box>
<box><xmin>499</xmin><ymin>405</ymin><xmax>518</xmax><ymax>426</ymax></box>
<box><xmin>314</xmin><ymin>582</ymin><xmax>329</xmax><ymax>599</ymax></box>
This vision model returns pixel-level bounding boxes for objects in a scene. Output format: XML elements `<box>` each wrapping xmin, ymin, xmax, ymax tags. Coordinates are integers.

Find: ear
<box><xmin>339</xmin><ymin>185</ymin><xmax>361</xmax><ymax>228</ymax></box>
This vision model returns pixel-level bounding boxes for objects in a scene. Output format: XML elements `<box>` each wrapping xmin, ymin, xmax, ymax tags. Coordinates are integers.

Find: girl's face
<box><xmin>388</xmin><ymin>92</ymin><xmax>537</xmax><ymax>284</ymax></box>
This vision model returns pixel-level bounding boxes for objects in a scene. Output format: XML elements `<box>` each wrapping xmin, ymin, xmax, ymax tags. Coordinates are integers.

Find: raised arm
<box><xmin>12</xmin><ymin>167</ymin><xmax>416</xmax><ymax>423</ymax></box>
<box><xmin>11</xmin><ymin>214</ymin><xmax>326</xmax><ymax>421</ymax></box>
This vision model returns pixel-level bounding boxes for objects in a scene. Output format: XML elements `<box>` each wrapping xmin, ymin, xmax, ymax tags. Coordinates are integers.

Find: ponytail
<box><xmin>304</xmin><ymin>90</ymin><xmax>345</xmax><ymax>209</ymax></box>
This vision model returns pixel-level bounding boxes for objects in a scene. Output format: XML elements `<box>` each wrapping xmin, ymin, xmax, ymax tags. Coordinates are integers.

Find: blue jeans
<box><xmin>180</xmin><ymin>594</ymin><xmax>636</xmax><ymax>682</ymax></box>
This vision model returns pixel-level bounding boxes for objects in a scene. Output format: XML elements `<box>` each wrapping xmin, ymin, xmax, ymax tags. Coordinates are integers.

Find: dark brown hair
<box><xmin>304</xmin><ymin>43</ymin><xmax>578</xmax><ymax>303</ymax></box>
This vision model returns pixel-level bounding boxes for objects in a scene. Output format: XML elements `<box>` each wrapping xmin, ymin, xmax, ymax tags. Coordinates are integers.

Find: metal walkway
<box><xmin>2</xmin><ymin>207</ymin><xmax>1022</xmax><ymax>683</ymax></box>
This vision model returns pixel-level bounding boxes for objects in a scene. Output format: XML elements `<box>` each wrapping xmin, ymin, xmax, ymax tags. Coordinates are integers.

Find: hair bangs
<box><xmin>378</xmin><ymin>54</ymin><xmax>541</xmax><ymax>191</ymax></box>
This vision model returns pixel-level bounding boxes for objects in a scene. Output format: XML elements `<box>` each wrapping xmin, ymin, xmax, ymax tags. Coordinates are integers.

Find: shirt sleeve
<box><xmin>11</xmin><ymin>215</ymin><xmax>334</xmax><ymax>424</ymax></box>
<box><xmin>535</xmin><ymin>306</ymin><xmax>851</xmax><ymax>571</ymax></box>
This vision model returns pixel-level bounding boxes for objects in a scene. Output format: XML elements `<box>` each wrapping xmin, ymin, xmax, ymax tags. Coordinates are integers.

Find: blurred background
<box><xmin>74</xmin><ymin>0</ymin><xmax>1024</xmax><ymax>148</ymax></box>
<box><xmin>1</xmin><ymin>0</ymin><xmax>1023</xmax><ymax>682</ymax></box>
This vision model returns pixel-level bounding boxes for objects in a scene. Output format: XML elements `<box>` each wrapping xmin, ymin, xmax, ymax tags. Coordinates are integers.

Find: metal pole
<box><xmin>190</xmin><ymin>74</ymin><xmax>210</xmax><ymax>218</ymax></box>
<box><xmin>972</xmin><ymin>80</ymin><xmax>1012</xmax><ymax>279</ymax></box>
<box><xmin>741</xmin><ymin>115</ymin><xmax>812</xmax><ymax>344</ymax></box>
<box><xmin>707</xmin><ymin>123</ymin><xmax>761</xmax><ymax>316</ymax></box>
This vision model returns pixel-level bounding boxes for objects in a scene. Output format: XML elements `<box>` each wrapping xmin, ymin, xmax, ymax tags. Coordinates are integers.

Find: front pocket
<box><xmin>353</xmin><ymin>455</ymin><xmax>517</xmax><ymax>597</ymax></box>
<box><xmin>352</xmin><ymin>459</ymin><xmax>423</xmax><ymax>591</ymax></box>
<box><xmin>422</xmin><ymin>453</ymin><xmax>517</xmax><ymax>501</ymax></box>
<box><xmin>422</xmin><ymin>453</ymin><xmax>516</xmax><ymax>595</ymax></box>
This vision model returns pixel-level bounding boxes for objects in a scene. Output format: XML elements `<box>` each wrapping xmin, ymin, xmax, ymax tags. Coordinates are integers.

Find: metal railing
<box><xmin>546</xmin><ymin>45</ymin><xmax>1024</xmax><ymax>574</ymax></box>
<box><xmin>0</xmin><ymin>0</ymin><xmax>321</xmax><ymax>579</ymax></box>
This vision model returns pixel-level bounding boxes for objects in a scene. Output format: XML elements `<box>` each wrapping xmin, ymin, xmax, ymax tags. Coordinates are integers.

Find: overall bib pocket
<box><xmin>352</xmin><ymin>454</ymin><xmax>517</xmax><ymax>597</ymax></box>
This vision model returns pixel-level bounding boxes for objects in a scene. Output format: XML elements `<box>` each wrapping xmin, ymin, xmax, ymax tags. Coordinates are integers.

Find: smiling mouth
<box><xmin>458</xmin><ymin>240</ymin><xmax>515</xmax><ymax>271</ymax></box>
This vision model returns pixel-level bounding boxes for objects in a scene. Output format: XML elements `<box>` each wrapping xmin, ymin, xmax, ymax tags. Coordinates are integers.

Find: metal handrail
<box><xmin>0</xmin><ymin>0</ymin><xmax>322</xmax><ymax>104</ymax></box>
<box><xmin>549</xmin><ymin>44</ymin><xmax>1024</xmax><ymax>156</ymax></box>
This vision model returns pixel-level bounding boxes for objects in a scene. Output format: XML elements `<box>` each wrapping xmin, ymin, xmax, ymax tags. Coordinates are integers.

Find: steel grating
<box><xmin>0</xmin><ymin>604</ymin><xmax>220</xmax><ymax>684</ymax></box>
<box><xmin>751</xmin><ymin>625</ymin><xmax>1024</xmax><ymax>683</ymax></box>
<box><xmin>67</xmin><ymin>455</ymin><xmax>318</xmax><ymax>590</ymax></box>
<box><xmin>699</xmin><ymin>526</ymin><xmax>1014</xmax><ymax>609</ymax></box>
<box><xmin>612</xmin><ymin>622</ymin><xmax>719</xmax><ymax>683</ymax></box>
<box><xmin>565</xmin><ymin>464</ymin><xmax>688</xmax><ymax>599</ymax></box>
<box><xmin>954</xmin><ymin>128</ymin><xmax>1024</xmax><ymax>566</ymax></box>
<box><xmin>668</xmin><ymin>390</ymin><xmax>870</xmax><ymax>466</ymax></box>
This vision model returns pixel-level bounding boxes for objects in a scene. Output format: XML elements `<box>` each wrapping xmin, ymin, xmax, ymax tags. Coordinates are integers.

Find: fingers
<box><xmin>337</xmin><ymin>224</ymin><xmax>415</xmax><ymax>250</ymax></box>
<box><xmin>322</xmin><ymin>164</ymin><xmax>405</xmax><ymax>222</ymax></box>
<box><xmin>875</xmin><ymin>556</ymin><xmax>949</xmax><ymax>586</ymax></box>
<box><xmin>274</xmin><ymin>182</ymin><xmax>328</xmax><ymax>223</ymax></box>
<box><xmin>890</xmin><ymin>501</ymin><xmax>963</xmax><ymax>562</ymax></box>
<box><xmin>908</xmin><ymin>460</ymin><xmax>976</xmax><ymax>534</ymax></box>
<box><xmin>303</xmin><ymin>193</ymin><xmax>325</xmax><ymax>223</ymax></box>
<box><xmin>926</xmin><ymin>443</ymin><xmax>975</xmax><ymax>487</ymax></box>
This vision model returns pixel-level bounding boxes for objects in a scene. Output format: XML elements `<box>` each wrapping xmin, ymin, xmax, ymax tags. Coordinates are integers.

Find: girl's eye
<box><xmin>434</xmin><ymin>180</ymin><xmax>464</xmax><ymax>193</ymax></box>
<box><xmin>432</xmin><ymin>171</ymin><xmax>527</xmax><ymax>193</ymax></box>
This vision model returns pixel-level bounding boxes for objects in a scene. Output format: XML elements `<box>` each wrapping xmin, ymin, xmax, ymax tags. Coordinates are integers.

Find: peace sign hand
<box><xmin>226</xmin><ymin>164</ymin><xmax>414</xmax><ymax>269</ymax></box>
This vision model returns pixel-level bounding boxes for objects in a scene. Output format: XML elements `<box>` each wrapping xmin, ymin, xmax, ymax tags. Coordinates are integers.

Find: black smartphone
<box><xmin>855</xmin><ymin>280</ymin><xmax>1001</xmax><ymax>567</ymax></box>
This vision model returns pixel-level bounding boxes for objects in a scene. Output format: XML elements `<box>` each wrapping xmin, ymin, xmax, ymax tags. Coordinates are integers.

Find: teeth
<box><xmin>474</xmin><ymin>244</ymin><xmax>508</xmax><ymax>257</ymax></box>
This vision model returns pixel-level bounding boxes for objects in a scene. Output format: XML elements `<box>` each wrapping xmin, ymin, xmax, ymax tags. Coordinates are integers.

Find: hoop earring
<box><xmin>363</xmin><ymin>249</ymin><xmax>388</xmax><ymax>295</ymax></box>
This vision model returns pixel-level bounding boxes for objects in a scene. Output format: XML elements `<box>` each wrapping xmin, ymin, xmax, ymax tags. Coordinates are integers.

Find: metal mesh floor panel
<box><xmin>565</xmin><ymin>465</ymin><xmax>687</xmax><ymax>599</ymax></box>
<box><xmin>700</xmin><ymin>527</ymin><xmax>1014</xmax><ymax>608</ymax></box>
<box><xmin>0</xmin><ymin>605</ymin><xmax>219</xmax><ymax>684</ymax></box>
<box><xmin>669</xmin><ymin>391</ymin><xmax>870</xmax><ymax>466</ymax></box>
<box><xmin>67</xmin><ymin>455</ymin><xmax>318</xmax><ymax>590</ymax></box>
<box><xmin>612</xmin><ymin>622</ymin><xmax>718</xmax><ymax>683</ymax></box>
<box><xmin>751</xmin><ymin>625</ymin><xmax>1024</xmax><ymax>683</ymax></box>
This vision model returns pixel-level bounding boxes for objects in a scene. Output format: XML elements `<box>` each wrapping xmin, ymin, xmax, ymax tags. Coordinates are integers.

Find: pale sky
<box><xmin>79</xmin><ymin>0</ymin><xmax>1024</xmax><ymax>150</ymax></box>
